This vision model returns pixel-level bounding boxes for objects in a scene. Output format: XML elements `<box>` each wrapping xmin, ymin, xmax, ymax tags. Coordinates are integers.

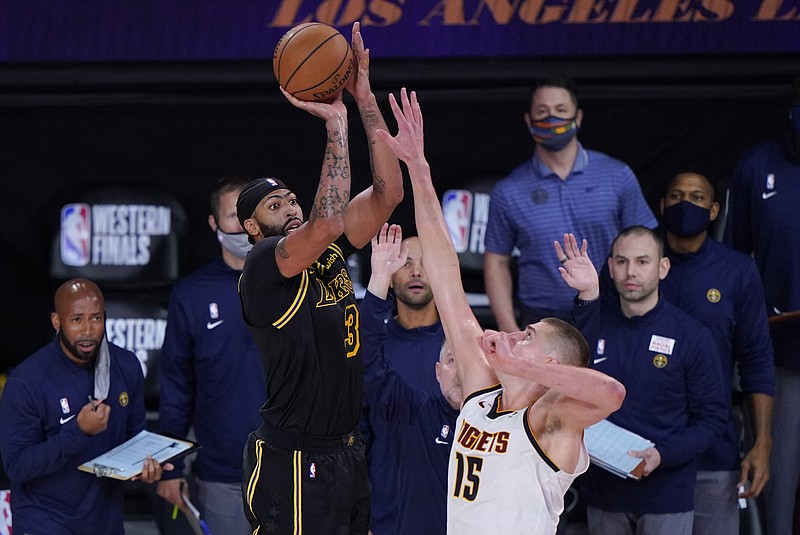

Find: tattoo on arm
<box><xmin>276</xmin><ymin>238</ymin><xmax>289</xmax><ymax>259</ymax></box>
<box><xmin>327</xmin><ymin>128</ymin><xmax>346</xmax><ymax>147</ymax></box>
<box><xmin>372</xmin><ymin>174</ymin><xmax>386</xmax><ymax>195</ymax></box>
<box><xmin>324</xmin><ymin>148</ymin><xmax>349</xmax><ymax>180</ymax></box>
<box><xmin>360</xmin><ymin>109</ymin><xmax>379</xmax><ymax>128</ymax></box>
<box><xmin>309</xmin><ymin>184</ymin><xmax>349</xmax><ymax>223</ymax></box>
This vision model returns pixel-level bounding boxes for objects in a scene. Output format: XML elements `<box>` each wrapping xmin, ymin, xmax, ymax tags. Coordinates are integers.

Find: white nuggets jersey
<box><xmin>447</xmin><ymin>385</ymin><xmax>589</xmax><ymax>535</ymax></box>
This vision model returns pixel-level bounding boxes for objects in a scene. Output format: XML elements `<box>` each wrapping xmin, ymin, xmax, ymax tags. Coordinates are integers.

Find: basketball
<box><xmin>273</xmin><ymin>23</ymin><xmax>353</xmax><ymax>103</ymax></box>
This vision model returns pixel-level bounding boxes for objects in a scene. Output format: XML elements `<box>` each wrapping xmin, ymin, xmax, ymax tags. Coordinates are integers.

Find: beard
<box><xmin>258</xmin><ymin>217</ymin><xmax>301</xmax><ymax>238</ymax></box>
<box><xmin>259</xmin><ymin>221</ymin><xmax>287</xmax><ymax>238</ymax></box>
<box><xmin>58</xmin><ymin>330</ymin><xmax>101</xmax><ymax>363</ymax></box>
<box><xmin>395</xmin><ymin>287</ymin><xmax>434</xmax><ymax>310</ymax></box>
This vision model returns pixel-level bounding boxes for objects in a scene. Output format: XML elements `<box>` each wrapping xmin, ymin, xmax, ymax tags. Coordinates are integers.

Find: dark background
<box><xmin>2</xmin><ymin>53</ymin><xmax>799</xmax><ymax>373</ymax></box>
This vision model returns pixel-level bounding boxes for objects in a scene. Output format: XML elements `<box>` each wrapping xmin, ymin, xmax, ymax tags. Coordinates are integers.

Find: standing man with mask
<box><xmin>724</xmin><ymin>74</ymin><xmax>800</xmax><ymax>535</ymax></box>
<box><xmin>158</xmin><ymin>176</ymin><xmax>266</xmax><ymax>534</ymax></box>
<box><xmin>484</xmin><ymin>75</ymin><xmax>657</xmax><ymax>331</ymax></box>
<box><xmin>660</xmin><ymin>171</ymin><xmax>774</xmax><ymax>535</ymax></box>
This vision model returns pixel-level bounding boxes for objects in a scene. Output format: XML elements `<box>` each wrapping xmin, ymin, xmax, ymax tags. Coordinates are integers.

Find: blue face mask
<box><xmin>662</xmin><ymin>201</ymin><xmax>711</xmax><ymax>237</ymax></box>
<box><xmin>529</xmin><ymin>115</ymin><xmax>578</xmax><ymax>151</ymax></box>
<box><xmin>791</xmin><ymin>106</ymin><xmax>800</xmax><ymax>135</ymax></box>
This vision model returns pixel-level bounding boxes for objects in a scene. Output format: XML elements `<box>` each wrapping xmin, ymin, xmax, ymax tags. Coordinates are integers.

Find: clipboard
<box><xmin>78</xmin><ymin>430</ymin><xmax>201</xmax><ymax>480</ymax></box>
<box><xmin>584</xmin><ymin>419</ymin><xmax>654</xmax><ymax>480</ymax></box>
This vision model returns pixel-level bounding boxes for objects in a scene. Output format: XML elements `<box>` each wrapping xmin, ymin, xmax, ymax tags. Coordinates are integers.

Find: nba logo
<box><xmin>597</xmin><ymin>339</ymin><xmax>605</xmax><ymax>355</ymax></box>
<box><xmin>440</xmin><ymin>425</ymin><xmax>450</xmax><ymax>439</ymax></box>
<box><xmin>209</xmin><ymin>303</ymin><xmax>219</xmax><ymax>320</ymax></box>
<box><xmin>60</xmin><ymin>204</ymin><xmax>91</xmax><ymax>266</ymax></box>
<box><xmin>309</xmin><ymin>463</ymin><xmax>316</xmax><ymax>479</ymax></box>
<box><xmin>766</xmin><ymin>173</ymin><xmax>775</xmax><ymax>190</ymax></box>
<box><xmin>60</xmin><ymin>397</ymin><xmax>70</xmax><ymax>414</ymax></box>
<box><xmin>442</xmin><ymin>190</ymin><xmax>473</xmax><ymax>253</ymax></box>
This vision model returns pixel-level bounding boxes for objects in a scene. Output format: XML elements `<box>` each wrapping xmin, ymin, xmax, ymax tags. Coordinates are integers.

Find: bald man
<box><xmin>0</xmin><ymin>278</ymin><xmax>166</xmax><ymax>534</ymax></box>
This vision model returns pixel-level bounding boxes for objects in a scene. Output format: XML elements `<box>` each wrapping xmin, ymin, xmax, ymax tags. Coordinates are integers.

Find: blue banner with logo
<box><xmin>2</xmin><ymin>0</ymin><xmax>799</xmax><ymax>62</ymax></box>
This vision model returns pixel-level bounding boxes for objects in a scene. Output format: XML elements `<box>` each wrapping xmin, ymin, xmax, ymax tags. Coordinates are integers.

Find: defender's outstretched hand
<box><xmin>554</xmin><ymin>233</ymin><xmax>598</xmax><ymax>298</ymax></box>
<box><xmin>376</xmin><ymin>88</ymin><xmax>424</xmax><ymax>164</ymax></box>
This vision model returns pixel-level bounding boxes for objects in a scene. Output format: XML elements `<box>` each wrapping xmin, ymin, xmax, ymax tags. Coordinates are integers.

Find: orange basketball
<box><xmin>273</xmin><ymin>23</ymin><xmax>353</xmax><ymax>103</ymax></box>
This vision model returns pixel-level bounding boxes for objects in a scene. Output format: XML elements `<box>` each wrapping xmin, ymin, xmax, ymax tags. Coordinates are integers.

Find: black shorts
<box><xmin>242</xmin><ymin>425</ymin><xmax>370</xmax><ymax>535</ymax></box>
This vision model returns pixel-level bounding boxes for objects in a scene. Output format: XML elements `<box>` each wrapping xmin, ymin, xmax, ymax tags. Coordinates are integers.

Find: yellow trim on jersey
<box><xmin>273</xmin><ymin>270</ymin><xmax>309</xmax><ymax>329</ymax></box>
<box><xmin>328</xmin><ymin>242</ymin><xmax>344</xmax><ymax>260</ymax></box>
<box><xmin>246</xmin><ymin>439</ymin><xmax>265</xmax><ymax>521</ymax></box>
<box><xmin>293</xmin><ymin>450</ymin><xmax>303</xmax><ymax>534</ymax></box>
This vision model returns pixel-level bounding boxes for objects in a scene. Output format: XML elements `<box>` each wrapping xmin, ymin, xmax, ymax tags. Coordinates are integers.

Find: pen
<box><xmin>88</xmin><ymin>395</ymin><xmax>98</xmax><ymax>412</ymax></box>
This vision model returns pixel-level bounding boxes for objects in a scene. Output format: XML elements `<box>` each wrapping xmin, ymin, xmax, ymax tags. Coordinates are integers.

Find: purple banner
<box><xmin>2</xmin><ymin>0</ymin><xmax>800</xmax><ymax>62</ymax></box>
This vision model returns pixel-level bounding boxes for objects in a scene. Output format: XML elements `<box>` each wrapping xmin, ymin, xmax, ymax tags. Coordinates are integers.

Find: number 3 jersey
<box><xmin>239</xmin><ymin>235</ymin><xmax>363</xmax><ymax>437</ymax></box>
<box><xmin>447</xmin><ymin>385</ymin><xmax>588</xmax><ymax>535</ymax></box>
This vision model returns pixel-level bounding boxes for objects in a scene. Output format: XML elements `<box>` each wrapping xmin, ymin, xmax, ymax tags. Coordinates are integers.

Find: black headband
<box><xmin>236</xmin><ymin>177</ymin><xmax>289</xmax><ymax>228</ymax></box>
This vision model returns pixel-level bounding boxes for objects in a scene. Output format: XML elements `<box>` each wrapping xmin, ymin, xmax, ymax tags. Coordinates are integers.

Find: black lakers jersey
<box><xmin>239</xmin><ymin>235</ymin><xmax>363</xmax><ymax>436</ymax></box>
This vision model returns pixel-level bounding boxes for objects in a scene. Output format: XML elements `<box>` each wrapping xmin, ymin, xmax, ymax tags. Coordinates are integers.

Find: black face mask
<box><xmin>662</xmin><ymin>201</ymin><xmax>711</xmax><ymax>237</ymax></box>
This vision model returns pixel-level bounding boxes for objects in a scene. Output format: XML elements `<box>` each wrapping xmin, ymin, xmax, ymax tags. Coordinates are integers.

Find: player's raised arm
<box><xmin>270</xmin><ymin>89</ymin><xmax>351</xmax><ymax>277</ymax></box>
<box><xmin>376</xmin><ymin>89</ymin><xmax>496</xmax><ymax>398</ymax></box>
<box><xmin>480</xmin><ymin>328</ymin><xmax>625</xmax><ymax>429</ymax></box>
<box><xmin>342</xmin><ymin>22</ymin><xmax>404</xmax><ymax>248</ymax></box>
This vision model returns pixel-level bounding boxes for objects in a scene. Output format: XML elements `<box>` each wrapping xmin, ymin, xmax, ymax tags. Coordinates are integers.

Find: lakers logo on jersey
<box><xmin>315</xmin><ymin>269</ymin><xmax>354</xmax><ymax>307</ymax></box>
<box><xmin>706</xmin><ymin>288</ymin><xmax>721</xmax><ymax>303</ymax></box>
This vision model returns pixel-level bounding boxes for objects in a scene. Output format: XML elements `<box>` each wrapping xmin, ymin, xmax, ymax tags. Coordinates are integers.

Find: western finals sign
<box><xmin>50</xmin><ymin>186</ymin><xmax>185</xmax><ymax>285</ymax></box>
<box><xmin>60</xmin><ymin>203</ymin><xmax>171</xmax><ymax>267</ymax></box>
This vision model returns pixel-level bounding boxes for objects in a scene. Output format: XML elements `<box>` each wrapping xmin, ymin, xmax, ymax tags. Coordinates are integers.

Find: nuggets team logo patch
<box><xmin>118</xmin><ymin>392</ymin><xmax>129</xmax><ymax>407</ymax></box>
<box><xmin>707</xmin><ymin>288</ymin><xmax>721</xmax><ymax>303</ymax></box>
<box><xmin>653</xmin><ymin>354</ymin><xmax>668</xmax><ymax>368</ymax></box>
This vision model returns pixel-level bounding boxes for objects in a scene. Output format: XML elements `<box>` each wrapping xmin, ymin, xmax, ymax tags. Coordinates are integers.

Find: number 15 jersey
<box><xmin>447</xmin><ymin>385</ymin><xmax>588</xmax><ymax>535</ymax></box>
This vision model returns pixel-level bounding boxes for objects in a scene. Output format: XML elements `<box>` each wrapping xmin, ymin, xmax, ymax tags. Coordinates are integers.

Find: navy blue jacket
<box><xmin>0</xmin><ymin>338</ymin><xmax>144</xmax><ymax>534</ymax></box>
<box><xmin>360</xmin><ymin>291</ymin><xmax>456</xmax><ymax>535</ymax></box>
<box><xmin>724</xmin><ymin>136</ymin><xmax>800</xmax><ymax>372</ymax></box>
<box><xmin>662</xmin><ymin>237</ymin><xmax>775</xmax><ymax>471</ymax></box>
<box><xmin>159</xmin><ymin>255</ymin><xmax>265</xmax><ymax>482</ymax></box>
<box><xmin>574</xmin><ymin>298</ymin><xmax>727</xmax><ymax>514</ymax></box>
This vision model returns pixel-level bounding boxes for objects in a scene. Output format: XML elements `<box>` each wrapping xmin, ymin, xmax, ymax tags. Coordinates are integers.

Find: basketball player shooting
<box><xmin>375</xmin><ymin>89</ymin><xmax>626</xmax><ymax>534</ymax></box>
<box><xmin>237</xmin><ymin>23</ymin><xmax>403</xmax><ymax>534</ymax></box>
